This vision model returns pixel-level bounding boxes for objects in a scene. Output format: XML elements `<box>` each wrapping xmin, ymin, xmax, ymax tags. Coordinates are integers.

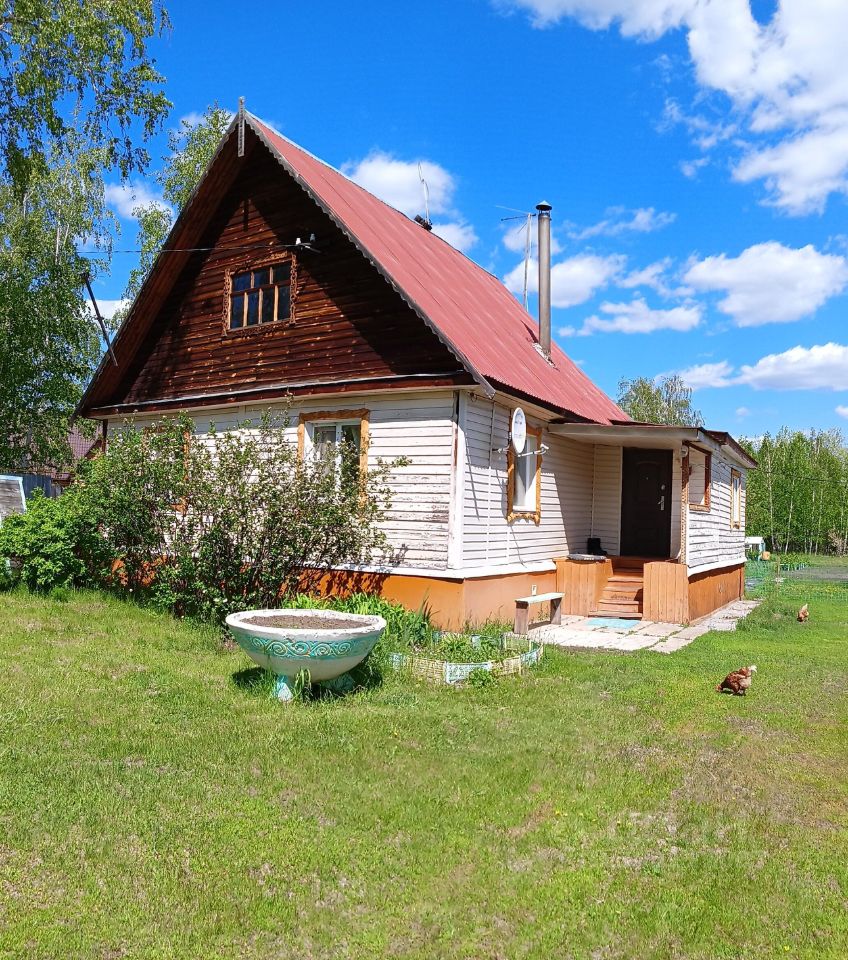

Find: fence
<box><xmin>745</xmin><ymin>558</ymin><xmax>848</xmax><ymax>604</ymax></box>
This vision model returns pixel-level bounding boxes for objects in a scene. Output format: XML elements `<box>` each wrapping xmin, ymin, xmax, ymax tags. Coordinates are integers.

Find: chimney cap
<box><xmin>535</xmin><ymin>200</ymin><xmax>552</xmax><ymax>212</ymax></box>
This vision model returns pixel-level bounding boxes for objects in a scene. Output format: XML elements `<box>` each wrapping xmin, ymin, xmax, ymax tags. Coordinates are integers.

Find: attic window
<box><xmin>228</xmin><ymin>261</ymin><xmax>292</xmax><ymax>331</ymax></box>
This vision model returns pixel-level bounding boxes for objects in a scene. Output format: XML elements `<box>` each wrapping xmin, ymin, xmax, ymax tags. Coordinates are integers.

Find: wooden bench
<box><xmin>514</xmin><ymin>592</ymin><xmax>564</xmax><ymax>635</ymax></box>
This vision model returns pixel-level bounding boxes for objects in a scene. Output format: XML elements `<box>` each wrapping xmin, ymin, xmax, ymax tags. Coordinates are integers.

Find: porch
<box><xmin>555</xmin><ymin>554</ymin><xmax>691</xmax><ymax>623</ymax></box>
<box><xmin>546</xmin><ymin>422</ymin><xmax>754</xmax><ymax>623</ymax></box>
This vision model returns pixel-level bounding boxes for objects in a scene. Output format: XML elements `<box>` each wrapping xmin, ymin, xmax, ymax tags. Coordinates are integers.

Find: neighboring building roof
<box><xmin>248</xmin><ymin>116</ymin><xmax>627</xmax><ymax>425</ymax></box>
<box><xmin>0</xmin><ymin>475</ymin><xmax>26</xmax><ymax>521</ymax></box>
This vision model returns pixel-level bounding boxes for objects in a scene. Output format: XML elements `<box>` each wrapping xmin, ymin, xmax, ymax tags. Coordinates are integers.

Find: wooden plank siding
<box><xmin>688</xmin><ymin>563</ymin><xmax>745</xmax><ymax>622</ymax></box>
<box><xmin>106</xmin><ymin>390</ymin><xmax>457</xmax><ymax>569</ymax></box>
<box><xmin>460</xmin><ymin>395</ymin><xmax>594</xmax><ymax>567</ymax></box>
<box><xmin>642</xmin><ymin>561</ymin><xmax>689</xmax><ymax>624</ymax></box>
<box><xmin>556</xmin><ymin>557</ymin><xmax>613</xmax><ymax>615</ymax></box>
<box><xmin>87</xmin><ymin>134</ymin><xmax>467</xmax><ymax>414</ymax></box>
<box><xmin>686</xmin><ymin>449</ymin><xmax>746</xmax><ymax>573</ymax></box>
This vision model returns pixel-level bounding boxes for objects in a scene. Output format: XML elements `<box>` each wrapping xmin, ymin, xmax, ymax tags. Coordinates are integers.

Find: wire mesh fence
<box><xmin>745</xmin><ymin>557</ymin><xmax>848</xmax><ymax>603</ymax></box>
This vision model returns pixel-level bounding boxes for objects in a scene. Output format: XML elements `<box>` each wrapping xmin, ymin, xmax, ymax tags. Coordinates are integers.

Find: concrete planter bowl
<box><xmin>226</xmin><ymin>608</ymin><xmax>387</xmax><ymax>702</ymax></box>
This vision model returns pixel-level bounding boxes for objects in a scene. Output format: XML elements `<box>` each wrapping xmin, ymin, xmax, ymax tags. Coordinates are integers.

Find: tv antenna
<box><xmin>500</xmin><ymin>209</ymin><xmax>536</xmax><ymax>309</ymax></box>
<box><xmin>418</xmin><ymin>162</ymin><xmax>431</xmax><ymax>226</ymax></box>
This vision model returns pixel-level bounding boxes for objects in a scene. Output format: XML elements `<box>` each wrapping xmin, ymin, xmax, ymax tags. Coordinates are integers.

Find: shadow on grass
<box><xmin>230</xmin><ymin>657</ymin><xmax>386</xmax><ymax>703</ymax></box>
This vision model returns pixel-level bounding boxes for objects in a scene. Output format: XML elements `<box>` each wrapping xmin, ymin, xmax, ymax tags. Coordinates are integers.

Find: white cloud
<box><xmin>501</xmin><ymin>218</ymin><xmax>563</xmax><ymax>255</ymax></box>
<box><xmin>674</xmin><ymin>343</ymin><xmax>848</xmax><ymax>392</ymax></box>
<box><xmin>342</xmin><ymin>151</ymin><xmax>456</xmax><ymax>218</ymax></box>
<box><xmin>680</xmin><ymin>157</ymin><xmax>709</xmax><ymax>179</ymax></box>
<box><xmin>563</xmin><ymin>297</ymin><xmax>701</xmax><ymax>337</ymax></box>
<box><xmin>431</xmin><ymin>221</ymin><xmax>478</xmax><ymax>252</ymax></box>
<box><xmin>619</xmin><ymin>258</ymin><xmax>673</xmax><ymax>296</ymax></box>
<box><xmin>674</xmin><ymin>360</ymin><xmax>736</xmax><ymax>389</ymax></box>
<box><xmin>500</xmin><ymin>0</ymin><xmax>692</xmax><ymax>36</ymax></box>
<box><xmin>733</xmin><ymin>123</ymin><xmax>848</xmax><ymax>215</ymax></box>
<box><xmin>502</xmin><ymin>0</ymin><xmax>848</xmax><ymax>213</ymax></box>
<box><xmin>505</xmin><ymin>253</ymin><xmax>625</xmax><ymax>307</ymax></box>
<box><xmin>836</xmin><ymin>405</ymin><xmax>848</xmax><ymax>420</ymax></box>
<box><xmin>736</xmin><ymin>406</ymin><xmax>751</xmax><ymax>418</ymax></box>
<box><xmin>342</xmin><ymin>150</ymin><xmax>478</xmax><ymax>251</ymax></box>
<box><xmin>85</xmin><ymin>297</ymin><xmax>129</xmax><ymax>324</ymax></box>
<box><xmin>738</xmin><ymin>343</ymin><xmax>848</xmax><ymax>391</ymax></box>
<box><xmin>569</xmin><ymin>206</ymin><xmax>676</xmax><ymax>240</ymax></box>
<box><xmin>684</xmin><ymin>242</ymin><xmax>848</xmax><ymax>326</ymax></box>
<box><xmin>104</xmin><ymin>182</ymin><xmax>171</xmax><ymax>221</ymax></box>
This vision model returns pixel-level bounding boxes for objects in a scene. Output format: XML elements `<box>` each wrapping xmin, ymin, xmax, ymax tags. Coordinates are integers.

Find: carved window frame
<box><xmin>686</xmin><ymin>443</ymin><xmax>712</xmax><ymax>513</ymax></box>
<box><xmin>223</xmin><ymin>252</ymin><xmax>297</xmax><ymax>336</ymax></box>
<box><xmin>297</xmin><ymin>409</ymin><xmax>371</xmax><ymax>481</ymax></box>
<box><xmin>730</xmin><ymin>468</ymin><xmax>743</xmax><ymax>529</ymax></box>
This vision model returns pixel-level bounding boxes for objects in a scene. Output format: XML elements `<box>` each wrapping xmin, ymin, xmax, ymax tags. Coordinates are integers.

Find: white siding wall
<box><xmin>687</xmin><ymin>451</ymin><xmax>746</xmax><ymax>573</ymax></box>
<box><xmin>460</xmin><ymin>395</ymin><xmax>593</xmax><ymax>567</ymax></box>
<box><xmin>590</xmin><ymin>445</ymin><xmax>621</xmax><ymax>555</ymax></box>
<box><xmin>106</xmin><ymin>390</ymin><xmax>457</xmax><ymax>570</ymax></box>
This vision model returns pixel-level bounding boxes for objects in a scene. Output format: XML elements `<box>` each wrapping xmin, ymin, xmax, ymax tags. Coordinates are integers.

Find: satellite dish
<box><xmin>511</xmin><ymin>408</ymin><xmax>527</xmax><ymax>454</ymax></box>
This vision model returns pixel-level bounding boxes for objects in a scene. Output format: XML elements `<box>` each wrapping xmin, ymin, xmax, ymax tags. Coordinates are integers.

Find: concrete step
<box><xmin>589</xmin><ymin>607</ymin><xmax>643</xmax><ymax>620</ymax></box>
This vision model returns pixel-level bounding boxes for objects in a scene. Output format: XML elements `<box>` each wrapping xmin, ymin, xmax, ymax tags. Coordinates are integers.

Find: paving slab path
<box><xmin>530</xmin><ymin>599</ymin><xmax>761</xmax><ymax>654</ymax></box>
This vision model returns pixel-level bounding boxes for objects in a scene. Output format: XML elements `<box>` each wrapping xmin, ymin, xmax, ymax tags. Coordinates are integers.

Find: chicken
<box><xmin>716</xmin><ymin>664</ymin><xmax>757</xmax><ymax>696</ymax></box>
<box><xmin>797</xmin><ymin>603</ymin><xmax>809</xmax><ymax>623</ymax></box>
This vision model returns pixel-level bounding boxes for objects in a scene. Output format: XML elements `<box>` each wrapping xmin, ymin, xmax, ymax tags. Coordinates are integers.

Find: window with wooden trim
<box><xmin>228</xmin><ymin>261</ymin><xmax>292</xmax><ymax>331</ymax></box>
<box><xmin>297</xmin><ymin>410</ymin><xmax>370</xmax><ymax>486</ymax></box>
<box><xmin>731</xmin><ymin>469</ymin><xmax>743</xmax><ymax>528</ymax></box>
<box><xmin>507</xmin><ymin>425</ymin><xmax>542</xmax><ymax>524</ymax></box>
<box><xmin>687</xmin><ymin>447</ymin><xmax>711</xmax><ymax>511</ymax></box>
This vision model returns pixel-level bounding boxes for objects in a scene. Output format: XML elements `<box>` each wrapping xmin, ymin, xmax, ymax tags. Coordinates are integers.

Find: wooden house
<box><xmin>78</xmin><ymin>113</ymin><xmax>755</xmax><ymax>627</ymax></box>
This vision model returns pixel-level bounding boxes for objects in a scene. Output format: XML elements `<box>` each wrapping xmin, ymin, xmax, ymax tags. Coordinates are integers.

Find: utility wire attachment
<box><xmin>237</xmin><ymin>96</ymin><xmax>245</xmax><ymax>158</ymax></box>
<box><xmin>82</xmin><ymin>273</ymin><xmax>118</xmax><ymax>367</ymax></box>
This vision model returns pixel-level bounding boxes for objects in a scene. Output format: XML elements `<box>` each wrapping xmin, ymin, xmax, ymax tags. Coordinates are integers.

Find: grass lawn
<box><xmin>1</xmin><ymin>588</ymin><xmax>846</xmax><ymax>959</ymax></box>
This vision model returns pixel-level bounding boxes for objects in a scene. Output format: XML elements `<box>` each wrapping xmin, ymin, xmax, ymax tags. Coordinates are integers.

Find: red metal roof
<box><xmin>251</xmin><ymin>117</ymin><xmax>627</xmax><ymax>425</ymax></box>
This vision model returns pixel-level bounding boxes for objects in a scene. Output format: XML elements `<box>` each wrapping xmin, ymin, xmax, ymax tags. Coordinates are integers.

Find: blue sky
<box><xmin>96</xmin><ymin>0</ymin><xmax>848</xmax><ymax>437</ymax></box>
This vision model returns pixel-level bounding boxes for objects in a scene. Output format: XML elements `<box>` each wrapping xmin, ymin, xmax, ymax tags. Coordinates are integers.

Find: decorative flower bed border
<box><xmin>389</xmin><ymin>637</ymin><xmax>543</xmax><ymax>685</ymax></box>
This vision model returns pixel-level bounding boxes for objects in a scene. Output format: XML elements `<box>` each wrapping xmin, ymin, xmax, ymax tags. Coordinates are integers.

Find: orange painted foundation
<box><xmin>314</xmin><ymin>568</ymin><xmax>557</xmax><ymax>629</ymax></box>
<box><xmin>312</xmin><ymin>560</ymin><xmax>744</xmax><ymax>628</ymax></box>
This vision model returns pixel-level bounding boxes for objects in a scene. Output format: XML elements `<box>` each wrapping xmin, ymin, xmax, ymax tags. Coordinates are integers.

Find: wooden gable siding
<box><xmin>99</xmin><ymin>137</ymin><xmax>466</xmax><ymax>412</ymax></box>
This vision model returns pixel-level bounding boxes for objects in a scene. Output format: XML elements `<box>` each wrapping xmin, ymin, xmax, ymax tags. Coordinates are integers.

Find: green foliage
<box><xmin>0</xmin><ymin>490</ymin><xmax>104</xmax><ymax>591</ymax></box>
<box><xmin>71</xmin><ymin>412</ymin><xmax>402</xmax><ymax>622</ymax></box>
<box><xmin>0</xmin><ymin>151</ymin><xmax>107</xmax><ymax>470</ymax></box>
<box><xmin>617</xmin><ymin>374</ymin><xmax>704</xmax><ymax>426</ymax></box>
<box><xmin>742</xmin><ymin>428</ymin><xmax>848</xmax><ymax>554</ymax></box>
<box><xmin>122</xmin><ymin>104</ymin><xmax>232</xmax><ymax>305</ymax></box>
<box><xmin>0</xmin><ymin>0</ymin><xmax>170</xmax><ymax>191</ymax></box>
<box><xmin>467</xmin><ymin>667</ymin><xmax>497</xmax><ymax>689</ymax></box>
<box><xmin>0</xmin><ymin>0</ymin><xmax>171</xmax><ymax>470</ymax></box>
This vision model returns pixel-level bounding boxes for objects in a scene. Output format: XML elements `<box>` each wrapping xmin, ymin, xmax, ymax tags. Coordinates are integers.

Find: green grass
<box><xmin>0</xmin><ymin>589</ymin><xmax>846</xmax><ymax>959</ymax></box>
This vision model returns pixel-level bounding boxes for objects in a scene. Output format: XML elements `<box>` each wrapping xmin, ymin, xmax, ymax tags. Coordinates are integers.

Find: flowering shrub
<box><xmin>78</xmin><ymin>410</ymin><xmax>402</xmax><ymax>622</ymax></box>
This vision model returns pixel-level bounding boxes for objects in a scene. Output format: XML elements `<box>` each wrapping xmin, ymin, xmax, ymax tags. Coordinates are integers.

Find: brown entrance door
<box><xmin>620</xmin><ymin>448</ymin><xmax>672</xmax><ymax>558</ymax></box>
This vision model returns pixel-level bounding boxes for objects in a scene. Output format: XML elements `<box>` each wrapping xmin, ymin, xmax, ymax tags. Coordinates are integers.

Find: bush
<box><xmin>0</xmin><ymin>490</ymin><xmax>105</xmax><ymax>592</ymax></box>
<box><xmin>68</xmin><ymin>411</ymin><xmax>404</xmax><ymax>623</ymax></box>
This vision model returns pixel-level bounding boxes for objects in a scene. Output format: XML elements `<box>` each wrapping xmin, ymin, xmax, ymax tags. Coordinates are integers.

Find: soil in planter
<box><xmin>243</xmin><ymin>614</ymin><xmax>371</xmax><ymax>631</ymax></box>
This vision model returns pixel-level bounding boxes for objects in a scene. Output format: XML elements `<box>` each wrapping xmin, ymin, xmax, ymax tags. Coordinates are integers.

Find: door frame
<box><xmin>619</xmin><ymin>447</ymin><xmax>673</xmax><ymax>558</ymax></box>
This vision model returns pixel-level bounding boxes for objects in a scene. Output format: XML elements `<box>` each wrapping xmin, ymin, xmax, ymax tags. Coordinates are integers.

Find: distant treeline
<box><xmin>742</xmin><ymin>429</ymin><xmax>848</xmax><ymax>555</ymax></box>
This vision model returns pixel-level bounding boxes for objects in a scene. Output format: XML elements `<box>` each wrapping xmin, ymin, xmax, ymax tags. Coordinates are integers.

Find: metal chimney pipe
<box><xmin>536</xmin><ymin>201</ymin><xmax>552</xmax><ymax>359</ymax></box>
